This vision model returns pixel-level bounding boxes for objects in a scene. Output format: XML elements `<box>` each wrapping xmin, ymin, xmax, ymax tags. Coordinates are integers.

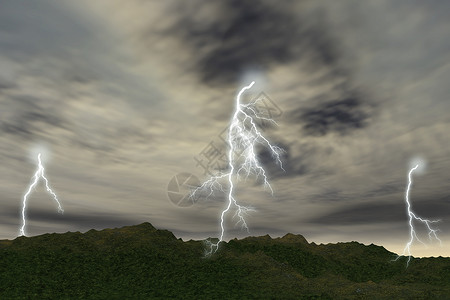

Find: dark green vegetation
<box><xmin>0</xmin><ymin>223</ymin><xmax>448</xmax><ymax>299</ymax></box>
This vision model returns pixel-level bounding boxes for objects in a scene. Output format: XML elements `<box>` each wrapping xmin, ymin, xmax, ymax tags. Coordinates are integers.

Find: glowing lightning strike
<box><xmin>394</xmin><ymin>164</ymin><xmax>441</xmax><ymax>267</ymax></box>
<box><xmin>191</xmin><ymin>81</ymin><xmax>284</xmax><ymax>255</ymax></box>
<box><xmin>19</xmin><ymin>153</ymin><xmax>64</xmax><ymax>236</ymax></box>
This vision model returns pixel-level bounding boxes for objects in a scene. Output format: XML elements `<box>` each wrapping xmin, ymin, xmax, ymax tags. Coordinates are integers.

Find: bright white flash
<box><xmin>191</xmin><ymin>81</ymin><xmax>284</xmax><ymax>255</ymax></box>
<box><xmin>19</xmin><ymin>153</ymin><xmax>64</xmax><ymax>236</ymax></box>
<box><xmin>395</xmin><ymin>164</ymin><xmax>441</xmax><ymax>267</ymax></box>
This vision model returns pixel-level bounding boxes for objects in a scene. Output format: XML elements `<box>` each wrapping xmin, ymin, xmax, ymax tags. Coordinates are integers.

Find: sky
<box><xmin>0</xmin><ymin>0</ymin><xmax>449</xmax><ymax>257</ymax></box>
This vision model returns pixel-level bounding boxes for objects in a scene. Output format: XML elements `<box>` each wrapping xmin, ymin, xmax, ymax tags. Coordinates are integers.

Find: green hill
<box><xmin>0</xmin><ymin>223</ymin><xmax>448</xmax><ymax>299</ymax></box>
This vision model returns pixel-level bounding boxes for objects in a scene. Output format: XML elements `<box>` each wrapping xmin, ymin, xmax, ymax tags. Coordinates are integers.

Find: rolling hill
<box><xmin>0</xmin><ymin>223</ymin><xmax>448</xmax><ymax>299</ymax></box>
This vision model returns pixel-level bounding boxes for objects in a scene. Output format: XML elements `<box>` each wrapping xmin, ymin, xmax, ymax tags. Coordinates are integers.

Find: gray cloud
<box><xmin>0</xmin><ymin>79</ymin><xmax>15</xmax><ymax>91</ymax></box>
<box><xmin>1</xmin><ymin>95</ymin><xmax>67</xmax><ymax>139</ymax></box>
<box><xmin>257</xmin><ymin>141</ymin><xmax>309</xmax><ymax>179</ymax></box>
<box><xmin>0</xmin><ymin>0</ymin><xmax>449</xmax><ymax>258</ymax></box>
<box><xmin>160</xmin><ymin>0</ymin><xmax>302</xmax><ymax>86</ymax></box>
<box><xmin>151</xmin><ymin>0</ymin><xmax>346</xmax><ymax>87</ymax></box>
<box><xmin>159</xmin><ymin>0</ymin><xmax>379</xmax><ymax>140</ymax></box>
<box><xmin>363</xmin><ymin>182</ymin><xmax>405</xmax><ymax>198</ymax></box>
<box><xmin>290</xmin><ymin>93</ymin><xmax>375</xmax><ymax>137</ymax></box>
<box><xmin>1</xmin><ymin>206</ymin><xmax>135</xmax><ymax>229</ymax></box>
<box><xmin>308</xmin><ymin>197</ymin><xmax>449</xmax><ymax>226</ymax></box>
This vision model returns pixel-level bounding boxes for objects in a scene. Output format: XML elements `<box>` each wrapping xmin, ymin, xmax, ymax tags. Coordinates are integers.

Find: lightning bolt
<box><xmin>394</xmin><ymin>164</ymin><xmax>441</xmax><ymax>267</ymax></box>
<box><xmin>19</xmin><ymin>153</ymin><xmax>64</xmax><ymax>236</ymax></box>
<box><xmin>191</xmin><ymin>81</ymin><xmax>284</xmax><ymax>255</ymax></box>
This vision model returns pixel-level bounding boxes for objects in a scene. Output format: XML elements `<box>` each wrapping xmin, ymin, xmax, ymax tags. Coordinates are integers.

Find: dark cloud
<box><xmin>308</xmin><ymin>203</ymin><xmax>402</xmax><ymax>225</ymax></box>
<box><xmin>31</xmin><ymin>210</ymin><xmax>137</xmax><ymax>231</ymax></box>
<box><xmin>1</xmin><ymin>206</ymin><xmax>137</xmax><ymax>232</ymax></box>
<box><xmin>290</xmin><ymin>93</ymin><xmax>374</xmax><ymax>137</ymax></box>
<box><xmin>257</xmin><ymin>141</ymin><xmax>308</xmax><ymax>179</ymax></box>
<box><xmin>308</xmin><ymin>197</ymin><xmax>449</xmax><ymax>225</ymax></box>
<box><xmin>23</xmin><ymin>111</ymin><xmax>64</xmax><ymax>128</ymax></box>
<box><xmin>0</xmin><ymin>79</ymin><xmax>16</xmax><ymax>91</ymax></box>
<box><xmin>157</xmin><ymin>0</ymin><xmax>378</xmax><ymax>138</ymax></box>
<box><xmin>159</xmin><ymin>0</ymin><xmax>341</xmax><ymax>86</ymax></box>
<box><xmin>308</xmin><ymin>188</ymin><xmax>348</xmax><ymax>203</ymax></box>
<box><xmin>0</xmin><ymin>123</ymin><xmax>32</xmax><ymax>136</ymax></box>
<box><xmin>0</xmin><ymin>95</ymin><xmax>67</xmax><ymax>138</ymax></box>
<box><xmin>363</xmin><ymin>182</ymin><xmax>404</xmax><ymax>198</ymax></box>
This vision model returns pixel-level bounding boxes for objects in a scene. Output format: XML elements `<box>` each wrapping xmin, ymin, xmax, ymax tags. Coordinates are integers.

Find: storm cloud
<box><xmin>292</xmin><ymin>93</ymin><xmax>374</xmax><ymax>137</ymax></box>
<box><xmin>0</xmin><ymin>0</ymin><xmax>449</xmax><ymax>258</ymax></box>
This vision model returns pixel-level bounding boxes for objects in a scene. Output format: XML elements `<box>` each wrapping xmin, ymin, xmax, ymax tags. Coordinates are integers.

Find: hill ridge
<box><xmin>0</xmin><ymin>222</ymin><xmax>448</xmax><ymax>299</ymax></box>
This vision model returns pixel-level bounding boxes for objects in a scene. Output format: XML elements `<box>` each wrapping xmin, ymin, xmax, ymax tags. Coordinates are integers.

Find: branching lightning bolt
<box><xmin>19</xmin><ymin>153</ymin><xmax>64</xmax><ymax>236</ymax></box>
<box><xmin>191</xmin><ymin>81</ymin><xmax>284</xmax><ymax>255</ymax></box>
<box><xmin>394</xmin><ymin>164</ymin><xmax>441</xmax><ymax>267</ymax></box>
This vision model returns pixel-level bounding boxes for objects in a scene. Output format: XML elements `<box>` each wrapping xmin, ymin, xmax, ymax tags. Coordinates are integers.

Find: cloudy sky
<box><xmin>1</xmin><ymin>0</ymin><xmax>449</xmax><ymax>257</ymax></box>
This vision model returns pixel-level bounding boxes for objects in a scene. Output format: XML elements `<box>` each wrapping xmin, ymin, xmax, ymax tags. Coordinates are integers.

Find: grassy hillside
<box><xmin>0</xmin><ymin>223</ymin><xmax>448</xmax><ymax>299</ymax></box>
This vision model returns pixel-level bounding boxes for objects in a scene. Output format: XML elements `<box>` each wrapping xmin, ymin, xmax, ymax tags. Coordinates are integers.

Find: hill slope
<box><xmin>0</xmin><ymin>223</ymin><xmax>448</xmax><ymax>299</ymax></box>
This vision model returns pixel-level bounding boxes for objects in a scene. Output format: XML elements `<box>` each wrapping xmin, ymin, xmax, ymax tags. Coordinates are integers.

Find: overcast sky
<box><xmin>1</xmin><ymin>0</ymin><xmax>449</xmax><ymax>257</ymax></box>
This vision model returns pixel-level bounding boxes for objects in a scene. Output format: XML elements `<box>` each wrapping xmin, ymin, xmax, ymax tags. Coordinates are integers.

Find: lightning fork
<box><xmin>191</xmin><ymin>81</ymin><xmax>284</xmax><ymax>255</ymax></box>
<box><xmin>394</xmin><ymin>164</ymin><xmax>441</xmax><ymax>267</ymax></box>
<box><xmin>19</xmin><ymin>153</ymin><xmax>63</xmax><ymax>236</ymax></box>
